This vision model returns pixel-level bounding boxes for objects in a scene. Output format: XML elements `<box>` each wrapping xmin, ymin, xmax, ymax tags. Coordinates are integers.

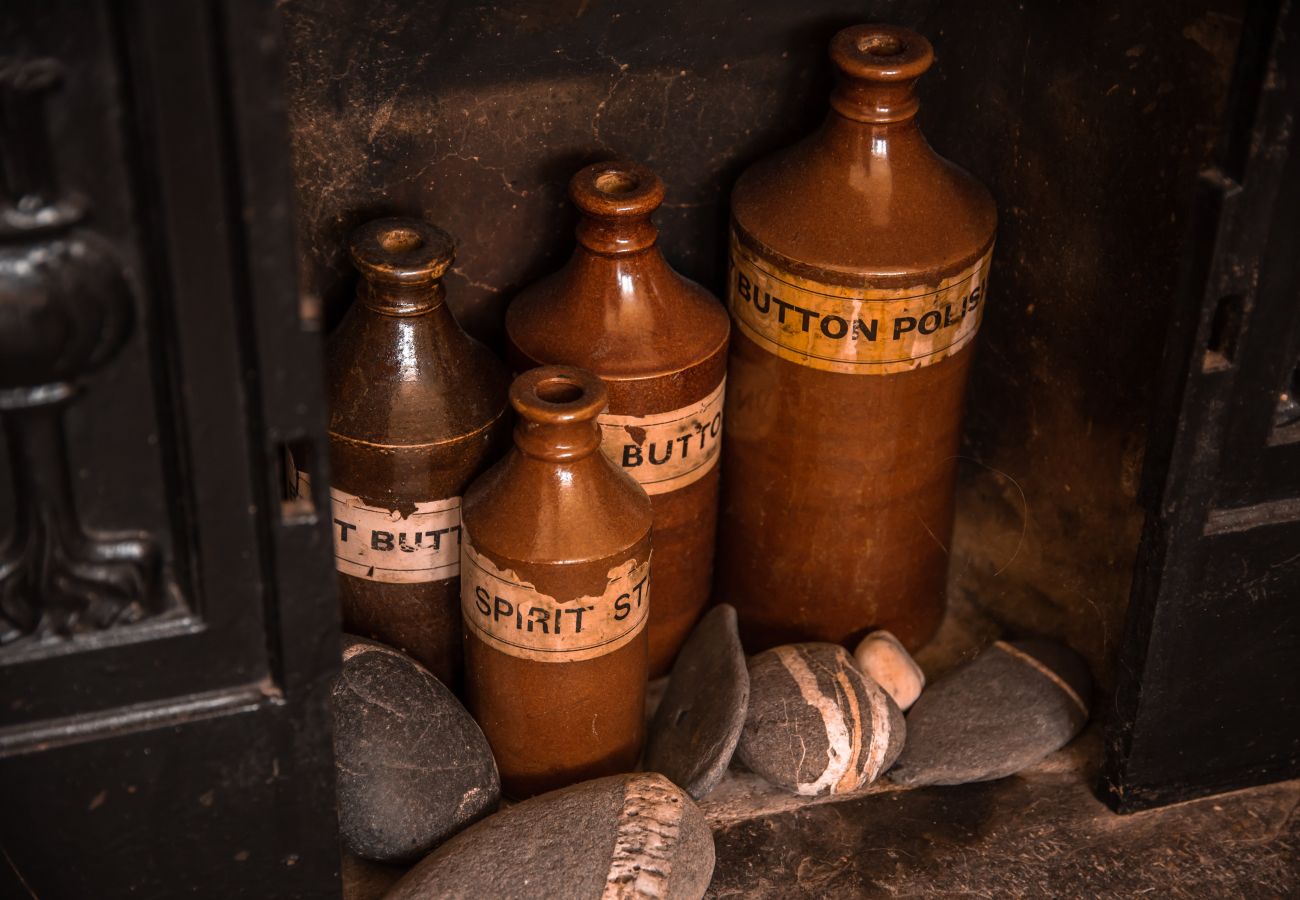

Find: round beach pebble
<box><xmin>645</xmin><ymin>604</ymin><xmax>749</xmax><ymax>800</ymax></box>
<box><xmin>332</xmin><ymin>636</ymin><xmax>499</xmax><ymax>863</ymax></box>
<box><xmin>387</xmin><ymin>772</ymin><xmax>715</xmax><ymax>900</ymax></box>
<box><xmin>888</xmin><ymin>638</ymin><xmax>1092</xmax><ymax>787</ymax></box>
<box><xmin>737</xmin><ymin>642</ymin><xmax>905</xmax><ymax>797</ymax></box>
<box><xmin>853</xmin><ymin>630</ymin><xmax>926</xmax><ymax>711</ymax></box>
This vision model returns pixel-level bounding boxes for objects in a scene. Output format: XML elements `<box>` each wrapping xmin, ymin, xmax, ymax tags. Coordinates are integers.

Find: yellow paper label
<box><xmin>729</xmin><ymin>234</ymin><xmax>992</xmax><ymax>375</ymax></box>
<box><xmin>597</xmin><ymin>378</ymin><xmax>725</xmax><ymax>496</ymax></box>
<box><xmin>460</xmin><ymin>532</ymin><xmax>650</xmax><ymax>663</ymax></box>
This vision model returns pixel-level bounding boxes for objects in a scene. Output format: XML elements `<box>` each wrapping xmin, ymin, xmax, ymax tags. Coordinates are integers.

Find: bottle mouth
<box><xmin>859</xmin><ymin>33</ymin><xmax>905</xmax><ymax>57</ymax></box>
<box><xmin>511</xmin><ymin>366</ymin><xmax>609</xmax><ymax>426</ymax></box>
<box><xmin>349</xmin><ymin>217</ymin><xmax>455</xmax><ymax>286</ymax></box>
<box><xmin>534</xmin><ymin>376</ymin><xmax>584</xmax><ymax>404</ymax></box>
<box><xmin>828</xmin><ymin>25</ymin><xmax>933</xmax><ymax>124</ymax></box>
<box><xmin>570</xmin><ymin>161</ymin><xmax>665</xmax><ymax>219</ymax></box>
<box><xmin>830</xmin><ymin>25</ymin><xmax>933</xmax><ymax>83</ymax></box>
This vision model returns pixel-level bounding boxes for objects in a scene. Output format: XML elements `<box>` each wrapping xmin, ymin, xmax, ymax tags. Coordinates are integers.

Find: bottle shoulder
<box><xmin>464</xmin><ymin>451</ymin><xmax>653</xmax><ymax>564</ymax></box>
<box><xmin>327</xmin><ymin>302</ymin><xmax>511</xmax><ymax>445</ymax></box>
<box><xmin>506</xmin><ymin>252</ymin><xmax>730</xmax><ymax>380</ymax></box>
<box><xmin>732</xmin><ymin>120</ymin><xmax>997</xmax><ymax>285</ymax></box>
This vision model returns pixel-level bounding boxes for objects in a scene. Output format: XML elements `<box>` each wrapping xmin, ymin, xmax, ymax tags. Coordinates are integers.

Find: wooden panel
<box><xmin>1101</xmin><ymin>0</ymin><xmax>1300</xmax><ymax>811</ymax></box>
<box><xmin>0</xmin><ymin>0</ymin><xmax>341</xmax><ymax>894</ymax></box>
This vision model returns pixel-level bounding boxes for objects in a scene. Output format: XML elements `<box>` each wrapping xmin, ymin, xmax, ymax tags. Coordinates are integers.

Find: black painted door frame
<box><xmin>1101</xmin><ymin>0</ymin><xmax>1300</xmax><ymax>813</ymax></box>
<box><xmin>0</xmin><ymin>1</ymin><xmax>341</xmax><ymax>896</ymax></box>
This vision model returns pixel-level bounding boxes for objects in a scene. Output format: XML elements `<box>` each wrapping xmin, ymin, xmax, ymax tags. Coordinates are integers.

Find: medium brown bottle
<box><xmin>461</xmin><ymin>366</ymin><xmax>652</xmax><ymax>798</ymax></box>
<box><xmin>323</xmin><ymin>218</ymin><xmax>510</xmax><ymax>689</ymax></box>
<box><xmin>716</xmin><ymin>25</ymin><xmax>997</xmax><ymax>652</ymax></box>
<box><xmin>505</xmin><ymin>161</ymin><xmax>729</xmax><ymax>677</ymax></box>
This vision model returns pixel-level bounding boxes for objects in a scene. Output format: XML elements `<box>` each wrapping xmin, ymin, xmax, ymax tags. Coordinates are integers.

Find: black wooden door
<box><xmin>0</xmin><ymin>1</ymin><xmax>341</xmax><ymax>895</ymax></box>
<box><xmin>1102</xmin><ymin>0</ymin><xmax>1300</xmax><ymax>812</ymax></box>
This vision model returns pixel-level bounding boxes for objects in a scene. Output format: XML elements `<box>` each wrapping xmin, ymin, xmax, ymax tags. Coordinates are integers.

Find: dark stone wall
<box><xmin>282</xmin><ymin>0</ymin><xmax>1242</xmax><ymax>685</ymax></box>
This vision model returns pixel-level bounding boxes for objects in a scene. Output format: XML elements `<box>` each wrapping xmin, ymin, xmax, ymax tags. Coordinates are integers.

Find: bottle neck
<box><xmin>568</xmin><ymin>230</ymin><xmax>674</xmax><ymax>284</ymax></box>
<box><xmin>816</xmin><ymin>109</ymin><xmax>927</xmax><ymax>158</ymax></box>
<box><xmin>358</xmin><ymin>279</ymin><xmax>447</xmax><ymax>316</ymax></box>
<box><xmin>830</xmin><ymin>74</ymin><xmax>920</xmax><ymax>125</ymax></box>
<box><xmin>514</xmin><ymin>418</ymin><xmax>602</xmax><ymax>462</ymax></box>
<box><xmin>561</xmin><ymin>215</ymin><xmax>677</xmax><ymax>317</ymax></box>
<box><xmin>508</xmin><ymin>366</ymin><xmax>608</xmax><ymax>463</ymax></box>
<box><xmin>575</xmin><ymin>212</ymin><xmax>659</xmax><ymax>256</ymax></box>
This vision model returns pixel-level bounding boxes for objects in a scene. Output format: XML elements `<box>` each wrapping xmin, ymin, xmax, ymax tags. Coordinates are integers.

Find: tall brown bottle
<box><xmin>461</xmin><ymin>366</ymin><xmax>652</xmax><ymax>799</ymax></box>
<box><xmin>324</xmin><ymin>218</ymin><xmax>510</xmax><ymax>689</ymax></box>
<box><xmin>716</xmin><ymin>25</ymin><xmax>997</xmax><ymax>652</ymax></box>
<box><xmin>505</xmin><ymin>161</ymin><xmax>730</xmax><ymax>677</ymax></box>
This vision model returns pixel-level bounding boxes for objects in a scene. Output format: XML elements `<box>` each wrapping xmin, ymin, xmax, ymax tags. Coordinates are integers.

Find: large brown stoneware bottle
<box><xmin>323</xmin><ymin>218</ymin><xmax>510</xmax><ymax>690</ymax></box>
<box><xmin>716</xmin><ymin>25</ymin><xmax>997</xmax><ymax>653</ymax></box>
<box><xmin>506</xmin><ymin>161</ymin><xmax>730</xmax><ymax>677</ymax></box>
<box><xmin>461</xmin><ymin>366</ymin><xmax>652</xmax><ymax>798</ymax></box>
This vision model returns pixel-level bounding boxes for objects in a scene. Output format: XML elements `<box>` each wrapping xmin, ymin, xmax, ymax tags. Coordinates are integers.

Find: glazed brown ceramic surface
<box><xmin>325</xmin><ymin>218</ymin><xmax>510</xmax><ymax>689</ymax></box>
<box><xmin>505</xmin><ymin>161</ymin><xmax>730</xmax><ymax>676</ymax></box>
<box><xmin>461</xmin><ymin>366</ymin><xmax>652</xmax><ymax>798</ymax></box>
<box><xmin>716</xmin><ymin>25</ymin><xmax>997</xmax><ymax>652</ymax></box>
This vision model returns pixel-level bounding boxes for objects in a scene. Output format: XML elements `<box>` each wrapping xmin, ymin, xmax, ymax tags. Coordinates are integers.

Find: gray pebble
<box><xmin>387</xmin><ymin>772</ymin><xmax>715</xmax><ymax>900</ymax></box>
<box><xmin>645</xmin><ymin>604</ymin><xmax>749</xmax><ymax>800</ymax></box>
<box><xmin>737</xmin><ymin>643</ymin><xmax>905</xmax><ymax>797</ymax></box>
<box><xmin>888</xmin><ymin>638</ymin><xmax>1092</xmax><ymax>787</ymax></box>
<box><xmin>333</xmin><ymin>636</ymin><xmax>499</xmax><ymax>863</ymax></box>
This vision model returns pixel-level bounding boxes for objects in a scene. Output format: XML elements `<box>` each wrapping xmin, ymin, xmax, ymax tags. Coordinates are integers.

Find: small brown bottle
<box><xmin>461</xmin><ymin>366</ymin><xmax>652</xmax><ymax>798</ymax></box>
<box><xmin>716</xmin><ymin>25</ymin><xmax>997</xmax><ymax>652</ymax></box>
<box><xmin>505</xmin><ymin>161</ymin><xmax>729</xmax><ymax>676</ymax></box>
<box><xmin>323</xmin><ymin>218</ymin><xmax>510</xmax><ymax>689</ymax></box>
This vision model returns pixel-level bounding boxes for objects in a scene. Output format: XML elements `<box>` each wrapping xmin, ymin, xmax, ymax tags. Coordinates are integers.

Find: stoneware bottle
<box><xmin>506</xmin><ymin>161</ymin><xmax>729</xmax><ymax>677</ymax></box>
<box><xmin>323</xmin><ymin>218</ymin><xmax>511</xmax><ymax>690</ymax></box>
<box><xmin>461</xmin><ymin>366</ymin><xmax>653</xmax><ymax>798</ymax></box>
<box><xmin>716</xmin><ymin>25</ymin><xmax>996</xmax><ymax>652</ymax></box>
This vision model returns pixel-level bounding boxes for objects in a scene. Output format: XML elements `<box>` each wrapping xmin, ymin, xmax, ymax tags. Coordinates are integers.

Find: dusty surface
<box><xmin>344</xmin><ymin>734</ymin><xmax>1300</xmax><ymax>899</ymax></box>
<box><xmin>707</xmin><ymin>748</ymin><xmax>1299</xmax><ymax>898</ymax></box>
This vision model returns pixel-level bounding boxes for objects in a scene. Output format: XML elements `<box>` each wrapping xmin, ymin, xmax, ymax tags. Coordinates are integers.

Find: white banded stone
<box><xmin>737</xmin><ymin>643</ymin><xmax>905</xmax><ymax>797</ymax></box>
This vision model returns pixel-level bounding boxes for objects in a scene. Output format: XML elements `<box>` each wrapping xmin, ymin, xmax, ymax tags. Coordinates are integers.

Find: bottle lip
<box><xmin>570</xmin><ymin>161</ymin><xmax>665</xmax><ymax>219</ymax></box>
<box><xmin>829</xmin><ymin>24</ymin><xmax>933</xmax><ymax>84</ymax></box>
<box><xmin>349</xmin><ymin>217</ymin><xmax>455</xmax><ymax>286</ymax></box>
<box><xmin>510</xmin><ymin>366</ymin><xmax>609</xmax><ymax>426</ymax></box>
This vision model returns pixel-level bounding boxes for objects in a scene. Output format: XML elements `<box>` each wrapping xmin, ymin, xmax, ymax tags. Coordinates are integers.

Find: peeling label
<box><xmin>298</xmin><ymin>472</ymin><xmax>461</xmax><ymax>584</ymax></box>
<box><xmin>460</xmin><ymin>531</ymin><xmax>650</xmax><ymax>663</ymax></box>
<box><xmin>598</xmin><ymin>378</ymin><xmax>725</xmax><ymax>496</ymax></box>
<box><xmin>729</xmin><ymin>233</ymin><xmax>993</xmax><ymax>375</ymax></box>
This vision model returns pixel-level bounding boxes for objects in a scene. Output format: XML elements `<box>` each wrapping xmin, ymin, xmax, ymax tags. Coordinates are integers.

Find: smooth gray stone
<box><xmin>333</xmin><ymin>636</ymin><xmax>499</xmax><ymax>863</ymax></box>
<box><xmin>645</xmin><ymin>604</ymin><xmax>749</xmax><ymax>800</ymax></box>
<box><xmin>888</xmin><ymin>638</ymin><xmax>1093</xmax><ymax>787</ymax></box>
<box><xmin>387</xmin><ymin>772</ymin><xmax>715</xmax><ymax>900</ymax></box>
<box><xmin>737</xmin><ymin>642</ymin><xmax>905</xmax><ymax>797</ymax></box>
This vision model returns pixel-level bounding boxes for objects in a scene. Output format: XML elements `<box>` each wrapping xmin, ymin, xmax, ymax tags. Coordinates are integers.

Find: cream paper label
<box><xmin>297</xmin><ymin>472</ymin><xmax>461</xmax><ymax>584</ymax></box>
<box><xmin>460</xmin><ymin>531</ymin><xmax>650</xmax><ymax>663</ymax></box>
<box><xmin>729</xmin><ymin>234</ymin><xmax>993</xmax><ymax>375</ymax></box>
<box><xmin>598</xmin><ymin>378</ymin><xmax>725</xmax><ymax>496</ymax></box>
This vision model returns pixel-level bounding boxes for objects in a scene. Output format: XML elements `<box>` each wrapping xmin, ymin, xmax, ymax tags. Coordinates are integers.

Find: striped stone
<box><xmin>737</xmin><ymin>643</ymin><xmax>905</xmax><ymax>797</ymax></box>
